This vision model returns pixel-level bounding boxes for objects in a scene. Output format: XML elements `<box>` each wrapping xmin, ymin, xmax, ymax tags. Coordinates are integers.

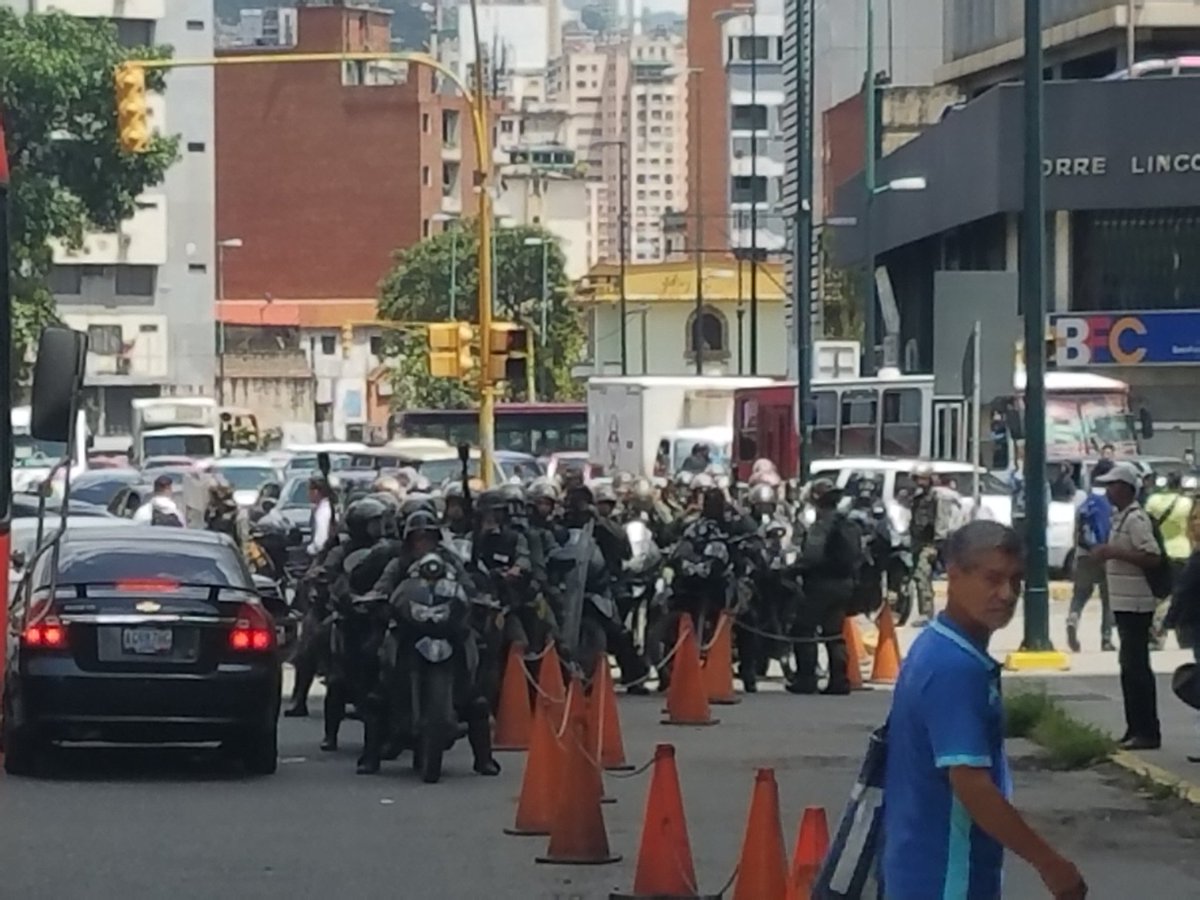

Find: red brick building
<box><xmin>685</xmin><ymin>0</ymin><xmax>736</xmax><ymax>257</ymax></box>
<box><xmin>215</xmin><ymin>2</ymin><xmax>483</xmax><ymax>303</ymax></box>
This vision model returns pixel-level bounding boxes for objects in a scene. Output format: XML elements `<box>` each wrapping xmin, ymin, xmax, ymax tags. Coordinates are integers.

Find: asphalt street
<box><xmin>2</xmin><ymin>675</ymin><xmax>1200</xmax><ymax>899</ymax></box>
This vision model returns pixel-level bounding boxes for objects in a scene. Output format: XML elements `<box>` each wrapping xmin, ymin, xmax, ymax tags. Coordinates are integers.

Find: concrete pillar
<box><xmin>1005</xmin><ymin>213</ymin><xmax>1019</xmax><ymax>272</ymax></box>
<box><xmin>1053</xmin><ymin>210</ymin><xmax>1070</xmax><ymax>311</ymax></box>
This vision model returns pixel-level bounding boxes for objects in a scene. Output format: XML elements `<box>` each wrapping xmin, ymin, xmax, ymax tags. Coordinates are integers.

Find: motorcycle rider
<box><xmin>320</xmin><ymin>496</ymin><xmax>396</xmax><ymax>764</ymax></box>
<box><xmin>908</xmin><ymin>464</ymin><xmax>940</xmax><ymax>626</ymax></box>
<box><xmin>847</xmin><ymin>478</ymin><xmax>889</xmax><ymax>617</ymax></box>
<box><xmin>625</xmin><ymin>476</ymin><xmax>675</xmax><ymax>545</ymax></box>
<box><xmin>371</xmin><ymin>511</ymin><xmax>501</xmax><ymax>776</ymax></box>
<box><xmin>789</xmin><ymin>479</ymin><xmax>857</xmax><ymax>696</ymax></box>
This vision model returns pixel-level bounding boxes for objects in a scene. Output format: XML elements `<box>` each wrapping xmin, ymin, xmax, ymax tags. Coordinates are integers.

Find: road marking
<box><xmin>1111</xmin><ymin>749</ymin><xmax>1200</xmax><ymax>806</ymax></box>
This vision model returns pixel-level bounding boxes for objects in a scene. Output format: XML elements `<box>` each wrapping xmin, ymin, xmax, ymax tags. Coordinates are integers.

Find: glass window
<box><xmin>369</xmin><ymin>335</ymin><xmax>384</xmax><ymax>357</ymax></box>
<box><xmin>49</xmin><ymin>265</ymin><xmax>82</xmax><ymax>295</ymax></box>
<box><xmin>55</xmin><ymin>541</ymin><xmax>249</xmax><ymax>589</ymax></box>
<box><xmin>87</xmin><ymin>324</ymin><xmax>123</xmax><ymax>355</ymax></box>
<box><xmin>731</xmin><ymin>105</ymin><xmax>768</xmax><ymax>131</ymax></box>
<box><xmin>320</xmin><ymin>335</ymin><xmax>337</xmax><ymax>355</ymax></box>
<box><xmin>810</xmin><ymin>390</ymin><xmax>838</xmax><ymax>459</ymax></box>
<box><xmin>212</xmin><ymin>465</ymin><xmax>277</xmax><ymax>492</ymax></box>
<box><xmin>114</xmin><ymin>19</ymin><xmax>154</xmax><ymax>48</ymax></box>
<box><xmin>840</xmin><ymin>390</ymin><xmax>878</xmax><ymax>456</ymax></box>
<box><xmin>736</xmin><ymin>36</ymin><xmax>770</xmax><ymax>61</ymax></box>
<box><xmin>881</xmin><ymin>388</ymin><xmax>923</xmax><ymax>457</ymax></box>
<box><xmin>142</xmin><ymin>434</ymin><xmax>215</xmax><ymax>458</ymax></box>
<box><xmin>115</xmin><ymin>265</ymin><xmax>156</xmax><ymax>297</ymax></box>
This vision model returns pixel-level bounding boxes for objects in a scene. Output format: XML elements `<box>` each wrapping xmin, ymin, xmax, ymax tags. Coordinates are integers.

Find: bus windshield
<box><xmin>1042</xmin><ymin>392</ymin><xmax>1138</xmax><ymax>459</ymax></box>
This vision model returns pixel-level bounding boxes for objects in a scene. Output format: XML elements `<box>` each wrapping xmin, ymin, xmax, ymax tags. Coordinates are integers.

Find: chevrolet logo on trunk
<box><xmin>135</xmin><ymin>600</ymin><xmax>162</xmax><ymax>613</ymax></box>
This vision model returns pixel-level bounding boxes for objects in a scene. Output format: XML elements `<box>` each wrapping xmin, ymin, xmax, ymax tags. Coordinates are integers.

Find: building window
<box><xmin>320</xmin><ymin>335</ymin><xmax>337</xmax><ymax>355</ymax></box>
<box><xmin>116</xmin><ymin>265</ymin><xmax>156</xmax><ymax>296</ymax></box>
<box><xmin>187</xmin><ymin>141</ymin><xmax>206</xmax><ymax>152</ymax></box>
<box><xmin>87</xmin><ymin>324</ymin><xmax>123</xmax><ymax>355</ymax></box>
<box><xmin>422</xmin><ymin>112</ymin><xmax>431</xmax><ymax>133</ymax></box>
<box><xmin>369</xmin><ymin>335</ymin><xmax>384</xmax><ymax>357</ymax></box>
<box><xmin>422</xmin><ymin>218</ymin><xmax>431</xmax><ymax>237</ymax></box>
<box><xmin>115</xmin><ymin>19</ymin><xmax>154</xmax><ymax>48</ymax></box>
<box><xmin>685</xmin><ymin>305</ymin><xmax>729</xmax><ymax>360</ymax></box>
<box><xmin>731</xmin><ymin>175</ymin><xmax>767</xmax><ymax>204</ymax></box>
<box><xmin>737</xmin><ymin>36</ymin><xmax>771</xmax><ymax>61</ymax></box>
<box><xmin>186</xmin><ymin>19</ymin><xmax>205</xmax><ymax>31</ymax></box>
<box><xmin>188</xmin><ymin>263</ymin><xmax>207</xmax><ymax>273</ymax></box>
<box><xmin>501</xmin><ymin>119</ymin><xmax>514</xmax><ymax>134</ymax></box>
<box><xmin>48</xmin><ymin>265</ymin><xmax>82</xmax><ymax>295</ymax></box>
<box><xmin>422</xmin><ymin>166</ymin><xmax>431</xmax><ymax>186</ymax></box>
<box><xmin>731</xmin><ymin>104</ymin><xmax>768</xmax><ymax>131</ymax></box>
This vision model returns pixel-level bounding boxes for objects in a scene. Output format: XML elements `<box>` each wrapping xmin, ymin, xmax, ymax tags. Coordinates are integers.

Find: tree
<box><xmin>378</xmin><ymin>220</ymin><xmax>585</xmax><ymax>407</ymax></box>
<box><xmin>0</xmin><ymin>10</ymin><xmax>179</xmax><ymax>356</ymax></box>
<box><xmin>819</xmin><ymin>228</ymin><xmax>863</xmax><ymax>342</ymax></box>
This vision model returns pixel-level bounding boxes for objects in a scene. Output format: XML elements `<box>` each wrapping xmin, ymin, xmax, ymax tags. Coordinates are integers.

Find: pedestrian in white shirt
<box><xmin>133</xmin><ymin>475</ymin><xmax>183</xmax><ymax>526</ymax></box>
<box><xmin>307</xmin><ymin>476</ymin><xmax>334</xmax><ymax>556</ymax></box>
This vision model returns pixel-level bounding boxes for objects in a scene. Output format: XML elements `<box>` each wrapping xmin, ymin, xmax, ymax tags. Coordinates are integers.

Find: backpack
<box><xmin>151</xmin><ymin>504</ymin><xmax>184</xmax><ymax>528</ymax></box>
<box><xmin>1146</xmin><ymin>504</ymin><xmax>1177</xmax><ymax>601</ymax></box>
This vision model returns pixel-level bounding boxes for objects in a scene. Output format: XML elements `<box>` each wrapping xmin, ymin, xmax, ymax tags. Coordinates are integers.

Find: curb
<box><xmin>1110</xmin><ymin>749</ymin><xmax>1200</xmax><ymax>806</ymax></box>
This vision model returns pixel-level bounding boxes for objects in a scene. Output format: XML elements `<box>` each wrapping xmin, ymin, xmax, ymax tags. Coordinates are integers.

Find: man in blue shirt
<box><xmin>882</xmin><ymin>520</ymin><xmax>1086</xmax><ymax>899</ymax></box>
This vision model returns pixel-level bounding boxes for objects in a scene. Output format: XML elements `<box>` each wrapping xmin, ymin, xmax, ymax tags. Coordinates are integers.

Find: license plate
<box><xmin>122</xmin><ymin>627</ymin><xmax>173</xmax><ymax>655</ymax></box>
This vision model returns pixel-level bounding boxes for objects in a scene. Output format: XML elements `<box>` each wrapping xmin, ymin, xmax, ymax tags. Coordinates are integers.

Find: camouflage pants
<box><xmin>914</xmin><ymin>543</ymin><xmax>938</xmax><ymax>618</ymax></box>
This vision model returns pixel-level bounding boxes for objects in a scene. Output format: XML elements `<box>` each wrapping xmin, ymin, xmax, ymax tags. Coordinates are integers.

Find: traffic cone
<box><xmin>536</xmin><ymin>703</ymin><xmax>621</xmax><ymax>865</ymax></box>
<box><xmin>702</xmin><ymin>610</ymin><xmax>741</xmax><ymax>705</ymax></box>
<box><xmin>870</xmin><ymin>606</ymin><xmax>901</xmax><ymax>684</ymax></box>
<box><xmin>589</xmin><ymin>656</ymin><xmax>634</xmax><ymax>772</ymax></box>
<box><xmin>610</xmin><ymin>744</ymin><xmax>719</xmax><ymax>900</ymax></box>
<box><xmin>843</xmin><ymin>617</ymin><xmax>866</xmax><ymax>692</ymax></box>
<box><xmin>786</xmin><ymin>806</ymin><xmax>830</xmax><ymax>900</ymax></box>
<box><xmin>504</xmin><ymin>696</ymin><xmax>562</xmax><ymax>836</ymax></box>
<box><xmin>731</xmin><ymin>769</ymin><xmax>789</xmax><ymax>900</ymax></box>
<box><xmin>494</xmin><ymin>644</ymin><xmax>533</xmax><ymax>751</ymax></box>
<box><xmin>663</xmin><ymin>617</ymin><xmax>718</xmax><ymax>726</ymax></box>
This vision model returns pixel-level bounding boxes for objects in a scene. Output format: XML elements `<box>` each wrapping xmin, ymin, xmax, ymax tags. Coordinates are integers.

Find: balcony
<box><xmin>59</xmin><ymin>312</ymin><xmax>170</xmax><ymax>380</ymax></box>
<box><xmin>50</xmin><ymin>194</ymin><xmax>168</xmax><ymax>267</ymax></box>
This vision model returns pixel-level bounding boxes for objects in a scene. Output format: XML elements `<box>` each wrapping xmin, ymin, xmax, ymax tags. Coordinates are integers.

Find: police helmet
<box><xmin>593</xmin><ymin>483</ymin><xmax>619</xmax><ymax>506</ymax></box>
<box><xmin>372</xmin><ymin>475</ymin><xmax>404</xmax><ymax>497</ymax></box>
<box><xmin>528</xmin><ymin>479</ymin><xmax>560</xmax><ymax>504</ymax></box>
<box><xmin>630</xmin><ymin>476</ymin><xmax>655</xmax><ymax>504</ymax></box>
<box><xmin>400</xmin><ymin>494</ymin><xmax>438</xmax><ymax>519</ymax></box>
<box><xmin>345</xmin><ymin>496</ymin><xmax>388</xmax><ymax>543</ymax></box>
<box><xmin>442</xmin><ymin>481</ymin><xmax>466</xmax><ymax>501</ymax></box>
<box><xmin>476</xmin><ymin>488</ymin><xmax>509</xmax><ymax>513</ymax></box>
<box><xmin>691</xmin><ymin>472</ymin><xmax>716</xmax><ymax>492</ymax></box>
<box><xmin>403</xmin><ymin>509</ymin><xmax>442</xmax><ymax>539</ymax></box>
<box><xmin>673</xmin><ymin>470</ymin><xmax>695</xmax><ymax>490</ymax></box>
<box><xmin>749</xmin><ymin>482</ymin><xmax>777</xmax><ymax>507</ymax></box>
<box><xmin>612</xmin><ymin>471</ymin><xmax>636</xmax><ymax>495</ymax></box>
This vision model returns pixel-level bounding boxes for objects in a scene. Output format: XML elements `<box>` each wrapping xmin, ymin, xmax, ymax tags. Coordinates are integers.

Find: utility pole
<box><xmin>618</xmin><ymin>141</ymin><xmax>629</xmax><ymax>374</ymax></box>
<box><xmin>862</xmin><ymin>0</ymin><xmax>877</xmax><ymax>377</ymax></box>
<box><xmin>1009</xmin><ymin>0</ymin><xmax>1065</xmax><ymax>670</ymax></box>
<box><xmin>690</xmin><ymin>69</ymin><xmax>704</xmax><ymax>376</ymax></box>
<box><xmin>749</xmin><ymin>2</ymin><xmax>760</xmax><ymax>374</ymax></box>
<box><xmin>793</xmin><ymin>0</ymin><xmax>815</xmax><ymax>481</ymax></box>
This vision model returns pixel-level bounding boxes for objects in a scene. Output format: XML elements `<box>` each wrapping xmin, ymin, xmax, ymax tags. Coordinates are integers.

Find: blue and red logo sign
<box><xmin>1051</xmin><ymin>311</ymin><xmax>1200</xmax><ymax>367</ymax></box>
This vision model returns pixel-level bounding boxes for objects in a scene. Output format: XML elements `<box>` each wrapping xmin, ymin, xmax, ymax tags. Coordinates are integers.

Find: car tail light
<box><xmin>118</xmin><ymin>578</ymin><xmax>180</xmax><ymax>592</ymax></box>
<box><xmin>229</xmin><ymin>603</ymin><xmax>274</xmax><ymax>652</ymax></box>
<box><xmin>22</xmin><ymin>592</ymin><xmax>67</xmax><ymax>649</ymax></box>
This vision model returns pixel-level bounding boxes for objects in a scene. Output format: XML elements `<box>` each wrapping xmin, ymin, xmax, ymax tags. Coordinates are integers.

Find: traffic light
<box><xmin>488</xmin><ymin>322</ymin><xmax>529</xmax><ymax>384</ymax></box>
<box><xmin>114</xmin><ymin>63</ymin><xmax>150</xmax><ymax>154</ymax></box>
<box><xmin>341</xmin><ymin>322</ymin><xmax>354</xmax><ymax>357</ymax></box>
<box><xmin>428</xmin><ymin>322</ymin><xmax>475</xmax><ymax>378</ymax></box>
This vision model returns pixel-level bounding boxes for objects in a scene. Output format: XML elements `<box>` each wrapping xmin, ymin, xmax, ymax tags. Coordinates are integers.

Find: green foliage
<box><xmin>378</xmin><ymin>220</ymin><xmax>584</xmax><ymax>407</ymax></box>
<box><xmin>1004</xmin><ymin>689</ymin><xmax>1115</xmax><ymax>769</ymax></box>
<box><xmin>0</xmin><ymin>9</ymin><xmax>179</xmax><ymax>357</ymax></box>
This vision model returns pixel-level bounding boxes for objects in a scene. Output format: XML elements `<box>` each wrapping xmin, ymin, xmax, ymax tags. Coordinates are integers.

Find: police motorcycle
<box><xmin>244</xmin><ymin>513</ymin><xmax>306</xmax><ymax>654</ymax></box>
<box><xmin>380</xmin><ymin>552</ymin><xmax>483</xmax><ymax>783</ymax></box>
<box><xmin>622</xmin><ymin>515</ymin><xmax>663</xmax><ymax>647</ymax></box>
<box><xmin>749</xmin><ymin>512</ymin><xmax>803</xmax><ymax>683</ymax></box>
<box><xmin>545</xmin><ymin>520</ymin><xmax>616</xmax><ymax>680</ymax></box>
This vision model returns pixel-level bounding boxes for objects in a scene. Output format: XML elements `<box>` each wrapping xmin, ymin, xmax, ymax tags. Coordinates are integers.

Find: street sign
<box><xmin>1050</xmin><ymin>310</ymin><xmax>1200</xmax><ymax>367</ymax></box>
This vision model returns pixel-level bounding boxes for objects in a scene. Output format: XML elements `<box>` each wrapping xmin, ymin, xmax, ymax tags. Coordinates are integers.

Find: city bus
<box><xmin>389</xmin><ymin>403</ymin><xmax>587</xmax><ymax>457</ymax></box>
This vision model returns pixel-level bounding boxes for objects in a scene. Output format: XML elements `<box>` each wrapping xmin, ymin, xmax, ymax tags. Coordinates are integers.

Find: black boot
<box><xmin>467</xmin><ymin>713</ymin><xmax>501</xmax><ymax>776</ymax></box>
<box><xmin>285</xmin><ymin>647</ymin><xmax>317</xmax><ymax>717</ymax></box>
<box><xmin>356</xmin><ymin>711</ymin><xmax>382</xmax><ymax>774</ymax></box>
<box><xmin>321</xmin><ymin>684</ymin><xmax>344</xmax><ymax>752</ymax></box>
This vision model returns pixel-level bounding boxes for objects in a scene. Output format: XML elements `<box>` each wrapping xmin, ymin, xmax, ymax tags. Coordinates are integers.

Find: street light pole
<box><xmin>1014</xmin><ymin>0</ymin><xmax>1059</xmax><ymax>665</ymax></box>
<box><xmin>793</xmin><ymin>0</ymin><xmax>815</xmax><ymax>482</ymax></box>
<box><xmin>862</xmin><ymin>0</ymin><xmax>877</xmax><ymax>377</ymax></box>
<box><xmin>749</xmin><ymin>2</ymin><xmax>759</xmax><ymax>375</ymax></box>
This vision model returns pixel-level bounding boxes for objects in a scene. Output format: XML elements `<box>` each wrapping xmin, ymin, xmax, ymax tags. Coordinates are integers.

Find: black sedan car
<box><xmin>3</xmin><ymin>526</ymin><xmax>282</xmax><ymax>776</ymax></box>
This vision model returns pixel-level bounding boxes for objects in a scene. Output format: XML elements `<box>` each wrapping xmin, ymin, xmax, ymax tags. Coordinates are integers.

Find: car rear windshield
<box><xmin>53</xmin><ymin>540</ymin><xmax>252</xmax><ymax>589</ymax></box>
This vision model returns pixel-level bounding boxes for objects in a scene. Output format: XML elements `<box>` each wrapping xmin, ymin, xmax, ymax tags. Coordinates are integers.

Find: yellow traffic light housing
<box><xmin>487</xmin><ymin>322</ymin><xmax>529</xmax><ymax>383</ymax></box>
<box><xmin>114</xmin><ymin>63</ymin><xmax>150</xmax><ymax>154</ymax></box>
<box><xmin>428</xmin><ymin>321</ymin><xmax>475</xmax><ymax>378</ymax></box>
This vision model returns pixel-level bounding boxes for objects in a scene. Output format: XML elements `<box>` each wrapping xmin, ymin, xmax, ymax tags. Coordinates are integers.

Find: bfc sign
<box><xmin>1050</xmin><ymin>311</ymin><xmax>1200</xmax><ymax>367</ymax></box>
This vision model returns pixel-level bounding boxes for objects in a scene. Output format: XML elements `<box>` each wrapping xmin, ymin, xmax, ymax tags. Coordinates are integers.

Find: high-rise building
<box><xmin>20</xmin><ymin>0</ymin><xmax>217</xmax><ymax>436</ymax></box>
<box><xmin>598</xmin><ymin>32</ymin><xmax>689</xmax><ymax>263</ymax></box>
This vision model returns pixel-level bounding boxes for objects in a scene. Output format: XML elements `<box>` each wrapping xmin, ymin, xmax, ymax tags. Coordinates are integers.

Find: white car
<box><xmin>809</xmin><ymin>457</ymin><xmax>1075</xmax><ymax>573</ymax></box>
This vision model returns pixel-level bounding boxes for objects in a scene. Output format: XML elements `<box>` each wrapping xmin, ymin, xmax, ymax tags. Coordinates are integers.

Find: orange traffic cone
<box><xmin>702</xmin><ymin>611</ymin><xmax>741</xmax><ymax>705</ymax></box>
<box><xmin>610</xmin><ymin>744</ymin><xmax>719</xmax><ymax>900</ymax></box>
<box><xmin>589</xmin><ymin>656</ymin><xmax>634</xmax><ymax>772</ymax></box>
<box><xmin>494</xmin><ymin>644</ymin><xmax>533</xmax><ymax>751</ymax></box>
<box><xmin>504</xmin><ymin>696</ymin><xmax>562</xmax><ymax>836</ymax></box>
<box><xmin>870</xmin><ymin>606</ymin><xmax>901</xmax><ymax>684</ymax></box>
<box><xmin>536</xmin><ymin>702</ymin><xmax>621</xmax><ymax>865</ymax></box>
<box><xmin>786</xmin><ymin>806</ymin><xmax>831</xmax><ymax>900</ymax></box>
<box><xmin>843</xmin><ymin>617</ymin><xmax>866</xmax><ymax>692</ymax></box>
<box><xmin>663</xmin><ymin>617</ymin><xmax>718</xmax><ymax>726</ymax></box>
<box><xmin>731</xmin><ymin>769</ymin><xmax>789</xmax><ymax>900</ymax></box>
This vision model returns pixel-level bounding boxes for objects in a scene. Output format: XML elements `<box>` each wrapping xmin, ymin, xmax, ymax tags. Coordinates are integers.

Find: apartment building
<box><xmin>18</xmin><ymin>0</ymin><xmax>217</xmax><ymax>436</ymax></box>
